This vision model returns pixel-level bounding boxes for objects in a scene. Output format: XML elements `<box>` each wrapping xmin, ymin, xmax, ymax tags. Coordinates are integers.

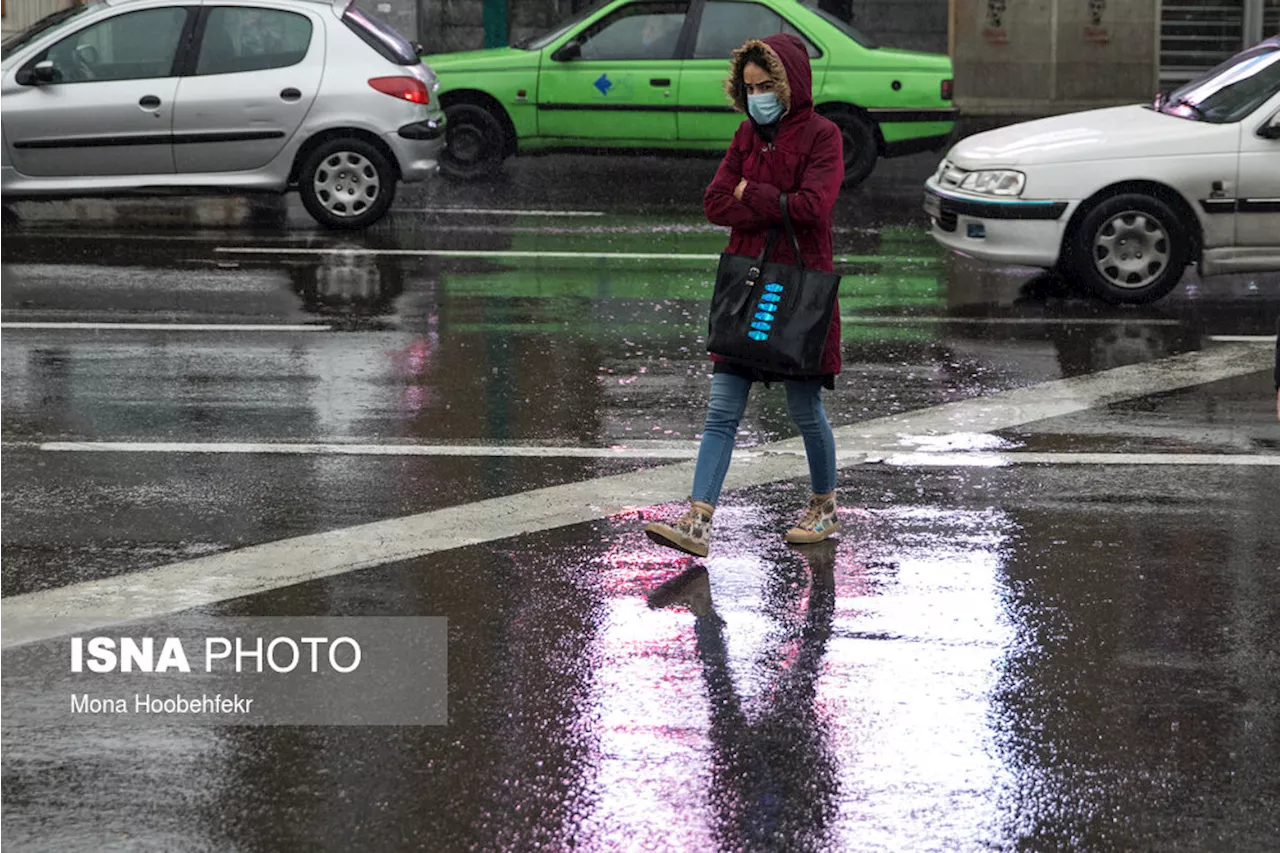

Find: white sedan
<box><xmin>925</xmin><ymin>36</ymin><xmax>1280</xmax><ymax>304</ymax></box>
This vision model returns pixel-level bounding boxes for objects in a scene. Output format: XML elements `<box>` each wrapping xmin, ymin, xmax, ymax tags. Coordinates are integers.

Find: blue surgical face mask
<box><xmin>747</xmin><ymin>91</ymin><xmax>784</xmax><ymax>125</ymax></box>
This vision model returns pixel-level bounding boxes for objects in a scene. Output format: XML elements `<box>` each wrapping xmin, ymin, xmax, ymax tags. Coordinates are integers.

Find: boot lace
<box><xmin>796</xmin><ymin>502</ymin><xmax>824</xmax><ymax>530</ymax></box>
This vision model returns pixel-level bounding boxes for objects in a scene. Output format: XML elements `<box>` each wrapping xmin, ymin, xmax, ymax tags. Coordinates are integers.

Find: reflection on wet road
<box><xmin>2</xmin><ymin>154</ymin><xmax>1278</xmax><ymax>851</ymax></box>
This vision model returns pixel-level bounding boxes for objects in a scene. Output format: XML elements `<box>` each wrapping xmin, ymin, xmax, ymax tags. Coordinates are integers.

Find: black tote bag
<box><xmin>706</xmin><ymin>194</ymin><xmax>841</xmax><ymax>375</ymax></box>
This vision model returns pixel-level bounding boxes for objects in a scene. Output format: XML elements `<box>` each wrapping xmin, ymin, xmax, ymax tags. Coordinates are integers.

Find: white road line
<box><xmin>1</xmin><ymin>343</ymin><xmax>1271</xmax><ymax>649</ymax></box>
<box><xmin>34</xmin><ymin>441</ymin><xmax>702</xmax><ymax>459</ymax></box>
<box><xmin>0</xmin><ymin>322</ymin><xmax>330</xmax><ymax>332</ymax></box>
<box><xmin>876</xmin><ymin>452</ymin><xmax>1280</xmax><ymax>467</ymax></box>
<box><xmin>390</xmin><ymin>207</ymin><xmax>605</xmax><ymax>217</ymax></box>
<box><xmin>26</xmin><ymin>442</ymin><xmax>1278</xmax><ymax>468</ymax></box>
<box><xmin>212</xmin><ymin>246</ymin><xmax>925</xmax><ymax>264</ymax></box>
<box><xmin>1207</xmin><ymin>335</ymin><xmax>1278</xmax><ymax>343</ymax></box>
<box><xmin>0</xmin><ymin>318</ymin><xmax>1191</xmax><ymax>335</ymax></box>
<box><xmin>840</xmin><ymin>315</ymin><xmax>1185</xmax><ymax>326</ymax></box>
<box><xmin>218</xmin><ymin>246</ymin><xmax>723</xmax><ymax>260</ymax></box>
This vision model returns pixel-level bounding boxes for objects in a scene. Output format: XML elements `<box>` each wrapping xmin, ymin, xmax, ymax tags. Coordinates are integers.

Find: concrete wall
<box><xmin>952</xmin><ymin>0</ymin><xmax>1158</xmax><ymax>115</ymax></box>
<box><xmin>848</xmin><ymin>0</ymin><xmax>949</xmax><ymax>54</ymax></box>
<box><xmin>2</xmin><ymin>0</ymin><xmax>75</xmax><ymax>38</ymax></box>
<box><xmin>368</xmin><ymin>0</ymin><xmax>419</xmax><ymax>50</ymax></box>
<box><xmin>421</xmin><ymin>0</ymin><xmax>587</xmax><ymax>54</ymax></box>
<box><xmin>419</xmin><ymin>0</ymin><xmax>484</xmax><ymax>54</ymax></box>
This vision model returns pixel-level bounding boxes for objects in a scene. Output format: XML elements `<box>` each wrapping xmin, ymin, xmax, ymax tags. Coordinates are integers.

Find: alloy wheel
<box><xmin>313</xmin><ymin>152</ymin><xmax>381</xmax><ymax>219</ymax></box>
<box><xmin>1091</xmin><ymin>210</ymin><xmax>1171</xmax><ymax>290</ymax></box>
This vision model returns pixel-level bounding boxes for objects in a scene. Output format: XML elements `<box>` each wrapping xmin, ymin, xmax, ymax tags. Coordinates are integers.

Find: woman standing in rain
<box><xmin>645</xmin><ymin>33</ymin><xmax>844</xmax><ymax>557</ymax></box>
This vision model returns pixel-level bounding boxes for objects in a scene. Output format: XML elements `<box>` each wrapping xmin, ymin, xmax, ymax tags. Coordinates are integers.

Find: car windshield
<box><xmin>1</xmin><ymin>2</ymin><xmax>99</xmax><ymax>60</ymax></box>
<box><xmin>808</xmin><ymin>5</ymin><xmax>876</xmax><ymax>49</ymax></box>
<box><xmin>514</xmin><ymin>0</ymin><xmax>612</xmax><ymax>50</ymax></box>
<box><xmin>1159</xmin><ymin>45</ymin><xmax>1280</xmax><ymax>123</ymax></box>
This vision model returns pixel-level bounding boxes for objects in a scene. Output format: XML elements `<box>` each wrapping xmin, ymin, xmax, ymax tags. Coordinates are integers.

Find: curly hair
<box><xmin>723</xmin><ymin>39</ymin><xmax>791</xmax><ymax>113</ymax></box>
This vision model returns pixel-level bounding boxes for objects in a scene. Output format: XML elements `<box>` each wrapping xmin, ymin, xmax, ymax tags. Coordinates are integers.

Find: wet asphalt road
<box><xmin>2</xmin><ymin>152</ymin><xmax>1279</xmax><ymax>852</ymax></box>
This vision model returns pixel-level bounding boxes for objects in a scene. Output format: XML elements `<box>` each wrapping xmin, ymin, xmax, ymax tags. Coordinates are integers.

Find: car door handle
<box><xmin>650</xmin><ymin>78</ymin><xmax>671</xmax><ymax>87</ymax></box>
<box><xmin>138</xmin><ymin>95</ymin><xmax>161</xmax><ymax>110</ymax></box>
<box><xmin>280</xmin><ymin>88</ymin><xmax>302</xmax><ymax>102</ymax></box>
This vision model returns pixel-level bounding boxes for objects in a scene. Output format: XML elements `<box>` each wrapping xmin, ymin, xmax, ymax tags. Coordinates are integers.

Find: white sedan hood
<box><xmin>949</xmin><ymin>105</ymin><xmax>1239</xmax><ymax>167</ymax></box>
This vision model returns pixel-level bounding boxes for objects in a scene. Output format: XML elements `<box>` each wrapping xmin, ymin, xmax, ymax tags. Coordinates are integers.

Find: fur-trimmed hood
<box><xmin>722</xmin><ymin>34</ymin><xmax>814</xmax><ymax>121</ymax></box>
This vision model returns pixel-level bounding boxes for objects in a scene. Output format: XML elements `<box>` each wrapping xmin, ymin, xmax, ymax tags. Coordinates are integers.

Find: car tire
<box><xmin>298</xmin><ymin>138</ymin><xmax>397</xmax><ymax>230</ymax></box>
<box><xmin>1065</xmin><ymin>193</ymin><xmax>1190</xmax><ymax>304</ymax></box>
<box><xmin>826</xmin><ymin>110</ymin><xmax>878</xmax><ymax>188</ymax></box>
<box><xmin>440</xmin><ymin>103</ymin><xmax>505</xmax><ymax>181</ymax></box>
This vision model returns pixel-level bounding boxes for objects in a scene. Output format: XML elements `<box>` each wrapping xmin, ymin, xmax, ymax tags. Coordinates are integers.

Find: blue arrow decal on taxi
<box><xmin>594</xmin><ymin>74</ymin><xmax>613</xmax><ymax>96</ymax></box>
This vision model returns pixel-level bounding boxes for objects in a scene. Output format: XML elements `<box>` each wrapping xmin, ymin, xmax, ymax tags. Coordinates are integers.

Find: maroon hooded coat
<box><xmin>704</xmin><ymin>33</ymin><xmax>845</xmax><ymax>376</ymax></box>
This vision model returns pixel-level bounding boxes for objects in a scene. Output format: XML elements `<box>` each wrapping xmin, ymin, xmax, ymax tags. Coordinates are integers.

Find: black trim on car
<box><xmin>537</xmin><ymin>104</ymin><xmax>957</xmax><ymax>120</ymax></box>
<box><xmin>398</xmin><ymin>118</ymin><xmax>445</xmax><ymax>140</ymax></box>
<box><xmin>675</xmin><ymin>0</ymin><xmax>704</xmax><ymax>60</ymax></box>
<box><xmin>172</xmin><ymin>131</ymin><xmax>287</xmax><ymax>144</ymax></box>
<box><xmin>14</xmin><ymin>135</ymin><xmax>173</xmax><ymax>149</ymax></box>
<box><xmin>1199</xmin><ymin>198</ymin><xmax>1280</xmax><ymax>214</ymax></box>
<box><xmin>1199</xmin><ymin>198</ymin><xmax>1237</xmax><ymax>214</ymax></box>
<box><xmin>927</xmin><ymin>188</ymin><xmax>1067</xmax><ymax>221</ymax></box>
<box><xmin>174</xmin><ymin>5</ymin><xmax>211</xmax><ymax>77</ymax></box>
<box><xmin>14</xmin><ymin>130</ymin><xmax>285</xmax><ymax>149</ymax></box>
<box><xmin>867</xmin><ymin>107</ymin><xmax>959</xmax><ymax>122</ymax></box>
<box><xmin>537</xmin><ymin>102</ymin><xmax>734</xmax><ymax>113</ymax></box>
<box><xmin>517</xmin><ymin>144</ymin><xmax>725</xmax><ymax>160</ymax></box>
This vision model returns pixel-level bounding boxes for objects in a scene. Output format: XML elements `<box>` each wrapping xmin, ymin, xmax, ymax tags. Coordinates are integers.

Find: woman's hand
<box><xmin>733</xmin><ymin>178</ymin><xmax>748</xmax><ymax>201</ymax></box>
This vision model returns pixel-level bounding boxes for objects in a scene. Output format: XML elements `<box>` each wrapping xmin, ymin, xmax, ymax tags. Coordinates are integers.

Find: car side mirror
<box><xmin>18</xmin><ymin>60</ymin><xmax>58</xmax><ymax>85</ymax></box>
<box><xmin>1259</xmin><ymin>114</ymin><xmax>1280</xmax><ymax>139</ymax></box>
<box><xmin>553</xmin><ymin>40</ymin><xmax>582</xmax><ymax>62</ymax></box>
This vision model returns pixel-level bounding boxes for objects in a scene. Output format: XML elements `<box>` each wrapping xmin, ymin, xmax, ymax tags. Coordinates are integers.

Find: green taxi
<box><xmin>425</xmin><ymin>0</ymin><xmax>956</xmax><ymax>187</ymax></box>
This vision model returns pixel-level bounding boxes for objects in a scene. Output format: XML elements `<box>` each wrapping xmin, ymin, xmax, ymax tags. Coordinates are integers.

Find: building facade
<box><xmin>953</xmin><ymin>0</ymin><xmax>1280</xmax><ymax>115</ymax></box>
<box><xmin>1159</xmin><ymin>0</ymin><xmax>1280</xmax><ymax>85</ymax></box>
<box><xmin>2</xmin><ymin>0</ymin><xmax>81</xmax><ymax>37</ymax></box>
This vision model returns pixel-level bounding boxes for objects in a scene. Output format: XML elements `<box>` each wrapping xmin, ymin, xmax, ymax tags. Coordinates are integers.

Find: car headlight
<box><xmin>959</xmin><ymin>170</ymin><xmax>1025</xmax><ymax>196</ymax></box>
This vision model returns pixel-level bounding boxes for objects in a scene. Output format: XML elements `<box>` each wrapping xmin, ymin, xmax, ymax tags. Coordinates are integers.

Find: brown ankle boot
<box><xmin>644</xmin><ymin>499</ymin><xmax>714</xmax><ymax>558</ymax></box>
<box><xmin>785</xmin><ymin>492</ymin><xmax>840</xmax><ymax>544</ymax></box>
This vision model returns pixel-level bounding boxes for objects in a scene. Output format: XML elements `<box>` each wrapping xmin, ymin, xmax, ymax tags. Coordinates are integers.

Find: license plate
<box><xmin>923</xmin><ymin>190</ymin><xmax>942</xmax><ymax>220</ymax></box>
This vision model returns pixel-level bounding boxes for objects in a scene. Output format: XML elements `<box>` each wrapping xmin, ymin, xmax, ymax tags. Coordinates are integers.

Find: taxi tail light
<box><xmin>941</xmin><ymin>79</ymin><xmax>954</xmax><ymax>100</ymax></box>
<box><xmin>369</xmin><ymin>77</ymin><xmax>429</xmax><ymax>105</ymax></box>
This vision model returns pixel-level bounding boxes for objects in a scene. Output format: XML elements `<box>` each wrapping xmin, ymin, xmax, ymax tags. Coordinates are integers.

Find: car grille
<box><xmin>936</xmin><ymin>206</ymin><xmax>958</xmax><ymax>232</ymax></box>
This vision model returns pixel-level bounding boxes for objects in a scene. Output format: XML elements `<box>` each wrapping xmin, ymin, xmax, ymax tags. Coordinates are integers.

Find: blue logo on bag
<box><xmin>751</xmin><ymin>321</ymin><xmax>771</xmax><ymax>332</ymax></box>
<box><xmin>757</xmin><ymin>302</ymin><xmax>778</xmax><ymax>313</ymax></box>
<box><xmin>748</xmin><ymin>331</ymin><xmax>769</xmax><ymax>341</ymax></box>
<box><xmin>761</xmin><ymin>293</ymin><xmax>781</xmax><ymax>303</ymax></box>
<box><xmin>764</xmin><ymin>283</ymin><xmax>784</xmax><ymax>293</ymax></box>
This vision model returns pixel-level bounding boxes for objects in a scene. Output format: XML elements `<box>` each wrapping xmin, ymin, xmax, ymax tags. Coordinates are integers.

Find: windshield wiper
<box><xmin>1171</xmin><ymin>96</ymin><xmax>1206</xmax><ymax>119</ymax></box>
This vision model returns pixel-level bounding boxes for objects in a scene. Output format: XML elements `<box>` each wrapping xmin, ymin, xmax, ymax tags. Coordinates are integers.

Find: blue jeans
<box><xmin>690</xmin><ymin>372</ymin><xmax>836</xmax><ymax>506</ymax></box>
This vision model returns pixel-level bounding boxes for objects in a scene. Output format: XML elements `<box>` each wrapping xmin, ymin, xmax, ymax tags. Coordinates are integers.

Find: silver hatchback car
<box><xmin>0</xmin><ymin>0</ymin><xmax>444</xmax><ymax>228</ymax></box>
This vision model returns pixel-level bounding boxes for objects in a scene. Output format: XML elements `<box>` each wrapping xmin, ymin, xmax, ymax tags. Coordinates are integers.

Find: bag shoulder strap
<box><xmin>778</xmin><ymin>193</ymin><xmax>803</xmax><ymax>271</ymax></box>
<box><xmin>746</xmin><ymin>230</ymin><xmax>779</xmax><ymax>287</ymax></box>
